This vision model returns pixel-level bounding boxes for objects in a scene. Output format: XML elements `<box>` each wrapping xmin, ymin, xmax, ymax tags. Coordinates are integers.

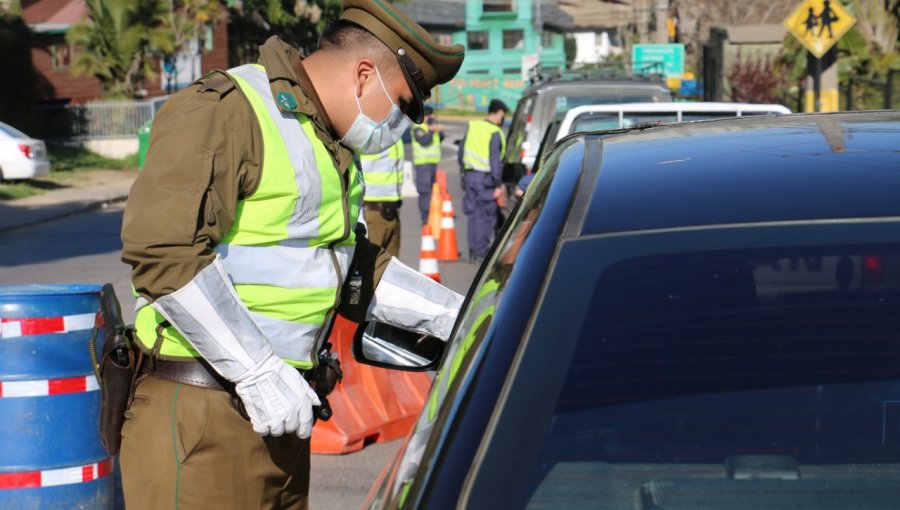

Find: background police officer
<box><xmin>458</xmin><ymin>99</ymin><xmax>508</xmax><ymax>263</ymax></box>
<box><xmin>119</xmin><ymin>1</ymin><xmax>465</xmax><ymax>508</ymax></box>
<box><xmin>360</xmin><ymin>138</ymin><xmax>404</xmax><ymax>256</ymax></box>
<box><xmin>411</xmin><ymin>106</ymin><xmax>443</xmax><ymax>224</ymax></box>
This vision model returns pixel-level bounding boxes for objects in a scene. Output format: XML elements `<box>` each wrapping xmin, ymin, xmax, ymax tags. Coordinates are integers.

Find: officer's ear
<box><xmin>353</xmin><ymin>58</ymin><xmax>377</xmax><ymax>98</ymax></box>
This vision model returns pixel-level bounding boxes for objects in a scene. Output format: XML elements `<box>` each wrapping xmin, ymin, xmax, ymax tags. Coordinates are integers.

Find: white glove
<box><xmin>234</xmin><ymin>353</ymin><xmax>321</xmax><ymax>438</ymax></box>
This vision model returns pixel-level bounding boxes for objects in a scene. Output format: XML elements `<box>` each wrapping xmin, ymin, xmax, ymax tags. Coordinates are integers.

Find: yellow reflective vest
<box><xmin>135</xmin><ymin>63</ymin><xmax>363</xmax><ymax>369</ymax></box>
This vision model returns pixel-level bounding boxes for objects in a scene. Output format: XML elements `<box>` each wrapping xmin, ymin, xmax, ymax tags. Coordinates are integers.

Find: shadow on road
<box><xmin>0</xmin><ymin>208</ymin><xmax>124</xmax><ymax>267</ymax></box>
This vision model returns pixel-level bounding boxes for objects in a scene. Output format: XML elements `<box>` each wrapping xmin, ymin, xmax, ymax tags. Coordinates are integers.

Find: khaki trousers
<box><xmin>120</xmin><ymin>376</ymin><xmax>310</xmax><ymax>510</ymax></box>
<box><xmin>364</xmin><ymin>208</ymin><xmax>401</xmax><ymax>258</ymax></box>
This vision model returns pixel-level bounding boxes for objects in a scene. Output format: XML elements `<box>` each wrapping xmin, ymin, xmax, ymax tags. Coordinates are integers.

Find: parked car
<box><xmin>356</xmin><ymin>111</ymin><xmax>900</xmax><ymax>509</ymax></box>
<box><xmin>555</xmin><ymin>101</ymin><xmax>792</xmax><ymax>141</ymax></box>
<box><xmin>502</xmin><ymin>76</ymin><xmax>672</xmax><ymax>183</ymax></box>
<box><xmin>0</xmin><ymin>121</ymin><xmax>50</xmax><ymax>181</ymax></box>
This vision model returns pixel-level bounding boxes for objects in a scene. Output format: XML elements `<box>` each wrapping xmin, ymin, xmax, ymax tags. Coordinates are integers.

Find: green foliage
<box><xmin>228</xmin><ymin>0</ymin><xmax>341</xmax><ymax>66</ymax></box>
<box><xmin>47</xmin><ymin>144</ymin><xmax>136</xmax><ymax>172</ymax></box>
<box><xmin>0</xmin><ymin>14</ymin><xmax>38</xmax><ymax>133</ymax></box>
<box><xmin>67</xmin><ymin>0</ymin><xmax>175</xmax><ymax>98</ymax></box>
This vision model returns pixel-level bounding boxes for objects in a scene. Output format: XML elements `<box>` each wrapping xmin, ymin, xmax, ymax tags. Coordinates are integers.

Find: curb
<box><xmin>0</xmin><ymin>192</ymin><xmax>130</xmax><ymax>235</ymax></box>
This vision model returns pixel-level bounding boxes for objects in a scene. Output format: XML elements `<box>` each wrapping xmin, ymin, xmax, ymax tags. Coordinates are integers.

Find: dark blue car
<box><xmin>356</xmin><ymin>111</ymin><xmax>900</xmax><ymax>509</ymax></box>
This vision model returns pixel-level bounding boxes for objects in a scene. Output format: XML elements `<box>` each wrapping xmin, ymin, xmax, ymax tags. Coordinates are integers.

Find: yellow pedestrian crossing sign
<box><xmin>784</xmin><ymin>0</ymin><xmax>856</xmax><ymax>58</ymax></box>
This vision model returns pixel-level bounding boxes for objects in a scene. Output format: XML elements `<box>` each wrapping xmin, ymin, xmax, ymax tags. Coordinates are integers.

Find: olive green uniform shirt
<box><xmin>122</xmin><ymin>36</ymin><xmax>390</xmax><ymax>321</ymax></box>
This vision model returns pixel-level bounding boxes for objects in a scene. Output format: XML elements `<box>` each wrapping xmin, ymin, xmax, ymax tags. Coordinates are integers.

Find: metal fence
<box><xmin>842</xmin><ymin>70</ymin><xmax>899</xmax><ymax>111</ymax></box>
<box><xmin>37</xmin><ymin>96</ymin><xmax>169</xmax><ymax>140</ymax></box>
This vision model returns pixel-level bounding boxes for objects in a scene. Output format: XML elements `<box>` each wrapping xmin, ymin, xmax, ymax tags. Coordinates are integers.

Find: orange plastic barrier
<box><xmin>418</xmin><ymin>225</ymin><xmax>441</xmax><ymax>282</ymax></box>
<box><xmin>437</xmin><ymin>193</ymin><xmax>459</xmax><ymax>261</ymax></box>
<box><xmin>428</xmin><ymin>183</ymin><xmax>443</xmax><ymax>243</ymax></box>
<box><xmin>310</xmin><ymin>316</ymin><xmax>433</xmax><ymax>454</ymax></box>
<box><xmin>435</xmin><ymin>169</ymin><xmax>448</xmax><ymax>196</ymax></box>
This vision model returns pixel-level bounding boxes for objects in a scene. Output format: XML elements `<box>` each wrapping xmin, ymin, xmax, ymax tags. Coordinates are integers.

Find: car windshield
<box><xmin>526</xmin><ymin>245</ymin><xmax>900</xmax><ymax>508</ymax></box>
<box><xmin>0</xmin><ymin>122</ymin><xmax>29</xmax><ymax>139</ymax></box>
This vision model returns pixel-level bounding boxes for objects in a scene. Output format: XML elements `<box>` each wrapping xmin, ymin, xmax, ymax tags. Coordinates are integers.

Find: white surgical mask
<box><xmin>341</xmin><ymin>66</ymin><xmax>410</xmax><ymax>154</ymax></box>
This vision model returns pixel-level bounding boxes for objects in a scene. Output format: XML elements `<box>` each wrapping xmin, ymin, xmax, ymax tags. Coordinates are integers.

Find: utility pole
<box><xmin>654</xmin><ymin>0</ymin><xmax>668</xmax><ymax>43</ymax></box>
<box><xmin>534</xmin><ymin>0</ymin><xmax>543</xmax><ymax>54</ymax></box>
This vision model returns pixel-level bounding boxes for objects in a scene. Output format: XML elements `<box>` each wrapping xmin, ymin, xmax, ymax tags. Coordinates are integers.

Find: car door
<box><xmin>364</xmin><ymin>136</ymin><xmax>588</xmax><ymax>510</ymax></box>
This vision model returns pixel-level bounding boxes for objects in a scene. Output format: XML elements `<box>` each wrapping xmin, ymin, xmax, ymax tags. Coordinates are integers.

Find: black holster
<box><xmin>96</xmin><ymin>284</ymin><xmax>143</xmax><ymax>457</ymax></box>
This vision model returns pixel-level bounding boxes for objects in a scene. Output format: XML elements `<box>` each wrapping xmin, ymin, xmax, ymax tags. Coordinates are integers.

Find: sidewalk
<box><xmin>0</xmin><ymin>170</ymin><xmax>137</xmax><ymax>233</ymax></box>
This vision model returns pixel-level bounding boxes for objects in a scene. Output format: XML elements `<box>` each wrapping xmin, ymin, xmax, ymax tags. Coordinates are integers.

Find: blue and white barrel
<box><xmin>0</xmin><ymin>284</ymin><xmax>112</xmax><ymax>509</ymax></box>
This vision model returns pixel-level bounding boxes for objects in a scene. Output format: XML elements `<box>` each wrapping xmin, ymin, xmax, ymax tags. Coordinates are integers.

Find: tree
<box><xmin>67</xmin><ymin>0</ymin><xmax>175</xmax><ymax>98</ymax></box>
<box><xmin>672</xmin><ymin>0</ymin><xmax>796</xmax><ymax>71</ymax></box>
<box><xmin>228</xmin><ymin>0</ymin><xmax>341</xmax><ymax>66</ymax></box>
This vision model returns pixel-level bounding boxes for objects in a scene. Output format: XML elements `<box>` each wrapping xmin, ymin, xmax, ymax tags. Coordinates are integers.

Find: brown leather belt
<box><xmin>143</xmin><ymin>358</ymin><xmax>230</xmax><ymax>391</ymax></box>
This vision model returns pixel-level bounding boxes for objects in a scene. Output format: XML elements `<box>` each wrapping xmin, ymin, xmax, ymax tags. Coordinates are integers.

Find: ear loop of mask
<box><xmin>356</xmin><ymin>66</ymin><xmax>396</xmax><ymax>117</ymax></box>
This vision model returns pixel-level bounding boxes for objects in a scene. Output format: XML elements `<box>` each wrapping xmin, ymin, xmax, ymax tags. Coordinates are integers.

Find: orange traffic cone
<box><xmin>436</xmin><ymin>169</ymin><xmax>448</xmax><ymax>196</ymax></box>
<box><xmin>418</xmin><ymin>225</ymin><xmax>441</xmax><ymax>282</ymax></box>
<box><xmin>437</xmin><ymin>193</ymin><xmax>459</xmax><ymax>261</ymax></box>
<box><xmin>428</xmin><ymin>183</ymin><xmax>442</xmax><ymax>243</ymax></box>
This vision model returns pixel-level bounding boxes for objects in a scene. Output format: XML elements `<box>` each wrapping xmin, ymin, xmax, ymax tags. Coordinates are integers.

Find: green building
<box><xmin>400</xmin><ymin>0</ymin><xmax>573</xmax><ymax>111</ymax></box>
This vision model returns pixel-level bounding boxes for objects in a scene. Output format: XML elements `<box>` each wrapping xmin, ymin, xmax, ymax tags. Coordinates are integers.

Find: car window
<box><xmin>0</xmin><ymin>122</ymin><xmax>29</xmax><ymax>139</ymax></box>
<box><xmin>548</xmin><ymin>94</ymin><xmax>662</xmax><ymax>120</ymax></box>
<box><xmin>381</xmin><ymin>142</ymin><xmax>567</xmax><ymax>508</ymax></box>
<box><xmin>524</xmin><ymin>245</ymin><xmax>900</xmax><ymax>508</ymax></box>
<box><xmin>505</xmin><ymin>95</ymin><xmax>535</xmax><ymax>163</ymax></box>
<box><xmin>681</xmin><ymin>111</ymin><xmax>740</xmax><ymax>121</ymax></box>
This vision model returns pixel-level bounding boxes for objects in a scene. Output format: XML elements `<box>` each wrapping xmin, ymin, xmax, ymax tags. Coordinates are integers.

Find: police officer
<box><xmin>360</xmin><ymin>138</ymin><xmax>404</xmax><ymax>256</ymax></box>
<box><xmin>411</xmin><ymin>106</ymin><xmax>443</xmax><ymax>223</ymax></box>
<box><xmin>458</xmin><ymin>99</ymin><xmax>508</xmax><ymax>263</ymax></box>
<box><xmin>119</xmin><ymin>0</ymin><xmax>465</xmax><ymax>508</ymax></box>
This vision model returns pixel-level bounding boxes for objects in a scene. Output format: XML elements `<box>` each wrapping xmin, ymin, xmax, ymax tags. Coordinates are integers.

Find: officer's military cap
<box><xmin>341</xmin><ymin>0</ymin><xmax>465</xmax><ymax>123</ymax></box>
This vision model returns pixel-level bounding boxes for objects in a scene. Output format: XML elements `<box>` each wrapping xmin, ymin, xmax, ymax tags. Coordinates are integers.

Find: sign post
<box><xmin>784</xmin><ymin>0</ymin><xmax>856</xmax><ymax>112</ymax></box>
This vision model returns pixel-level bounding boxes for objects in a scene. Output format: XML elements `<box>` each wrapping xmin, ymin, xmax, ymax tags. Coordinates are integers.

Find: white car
<box><xmin>555</xmin><ymin>101</ymin><xmax>792</xmax><ymax>142</ymax></box>
<box><xmin>0</xmin><ymin>121</ymin><xmax>50</xmax><ymax>181</ymax></box>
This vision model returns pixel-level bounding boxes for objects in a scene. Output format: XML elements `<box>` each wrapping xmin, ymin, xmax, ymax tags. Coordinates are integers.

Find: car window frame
<box><xmin>461</xmin><ymin>218</ymin><xmax>900</xmax><ymax>508</ymax></box>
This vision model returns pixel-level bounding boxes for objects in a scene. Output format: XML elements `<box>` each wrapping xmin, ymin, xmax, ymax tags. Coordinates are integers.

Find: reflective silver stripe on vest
<box><xmin>361</xmin><ymin>156</ymin><xmax>399</xmax><ymax>174</ymax></box>
<box><xmin>365</xmin><ymin>183</ymin><xmax>401</xmax><ymax>199</ymax></box>
<box><xmin>249</xmin><ymin>312</ymin><xmax>321</xmax><ymax>362</ymax></box>
<box><xmin>463</xmin><ymin>150</ymin><xmax>491</xmax><ymax>172</ymax></box>
<box><xmin>214</xmin><ymin>244</ymin><xmax>351</xmax><ymax>289</ymax></box>
<box><xmin>228</xmin><ymin>64</ymin><xmax>323</xmax><ymax>240</ymax></box>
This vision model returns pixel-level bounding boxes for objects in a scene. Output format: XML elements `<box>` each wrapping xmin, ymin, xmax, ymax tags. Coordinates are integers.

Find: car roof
<box><xmin>523</xmin><ymin>78</ymin><xmax>670</xmax><ymax>96</ymax></box>
<box><xmin>556</xmin><ymin>102</ymin><xmax>793</xmax><ymax>141</ymax></box>
<box><xmin>571</xmin><ymin>111</ymin><xmax>900</xmax><ymax>236</ymax></box>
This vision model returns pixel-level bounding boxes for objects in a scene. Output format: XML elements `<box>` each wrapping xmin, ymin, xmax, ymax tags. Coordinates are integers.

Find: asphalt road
<box><xmin>0</xmin><ymin>119</ymin><xmax>480</xmax><ymax>509</ymax></box>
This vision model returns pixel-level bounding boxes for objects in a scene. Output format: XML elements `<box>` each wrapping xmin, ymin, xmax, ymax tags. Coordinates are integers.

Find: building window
<box><xmin>503</xmin><ymin>68</ymin><xmax>521</xmax><ymax>75</ymax></box>
<box><xmin>467</xmin><ymin>31</ymin><xmax>489</xmax><ymax>51</ymax></box>
<box><xmin>542</xmin><ymin>31</ymin><xmax>555</xmax><ymax>49</ymax></box>
<box><xmin>432</xmin><ymin>32</ymin><xmax>453</xmax><ymax>46</ymax></box>
<box><xmin>52</xmin><ymin>44</ymin><xmax>72</xmax><ymax>70</ymax></box>
<box><xmin>503</xmin><ymin>29</ymin><xmax>524</xmax><ymax>50</ymax></box>
<box><xmin>468</xmin><ymin>69</ymin><xmax>490</xmax><ymax>75</ymax></box>
<box><xmin>483</xmin><ymin>0</ymin><xmax>514</xmax><ymax>13</ymax></box>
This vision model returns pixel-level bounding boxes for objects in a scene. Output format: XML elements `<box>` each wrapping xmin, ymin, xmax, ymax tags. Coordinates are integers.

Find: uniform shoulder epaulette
<box><xmin>196</xmin><ymin>70</ymin><xmax>236</xmax><ymax>98</ymax></box>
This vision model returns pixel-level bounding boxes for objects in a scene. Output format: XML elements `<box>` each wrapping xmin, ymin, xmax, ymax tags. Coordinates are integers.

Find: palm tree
<box><xmin>67</xmin><ymin>0</ymin><xmax>175</xmax><ymax>98</ymax></box>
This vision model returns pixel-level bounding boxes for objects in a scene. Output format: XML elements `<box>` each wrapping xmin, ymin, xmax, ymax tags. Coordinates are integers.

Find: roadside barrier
<box><xmin>418</xmin><ymin>225</ymin><xmax>441</xmax><ymax>283</ymax></box>
<box><xmin>0</xmin><ymin>285</ymin><xmax>114</xmax><ymax>508</ymax></box>
<box><xmin>310</xmin><ymin>316</ymin><xmax>432</xmax><ymax>454</ymax></box>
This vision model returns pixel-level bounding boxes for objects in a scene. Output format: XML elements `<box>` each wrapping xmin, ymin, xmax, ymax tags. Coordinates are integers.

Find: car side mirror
<box><xmin>352</xmin><ymin>321</ymin><xmax>445</xmax><ymax>372</ymax></box>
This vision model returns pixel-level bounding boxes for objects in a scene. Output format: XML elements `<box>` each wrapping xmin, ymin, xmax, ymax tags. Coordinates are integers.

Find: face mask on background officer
<box><xmin>310</xmin><ymin>46</ymin><xmax>413</xmax><ymax>154</ymax></box>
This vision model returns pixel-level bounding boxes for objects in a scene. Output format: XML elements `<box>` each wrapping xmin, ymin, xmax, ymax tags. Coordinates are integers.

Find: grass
<box><xmin>47</xmin><ymin>144</ymin><xmax>138</xmax><ymax>172</ymax></box>
<box><xmin>0</xmin><ymin>144</ymin><xmax>137</xmax><ymax>201</ymax></box>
